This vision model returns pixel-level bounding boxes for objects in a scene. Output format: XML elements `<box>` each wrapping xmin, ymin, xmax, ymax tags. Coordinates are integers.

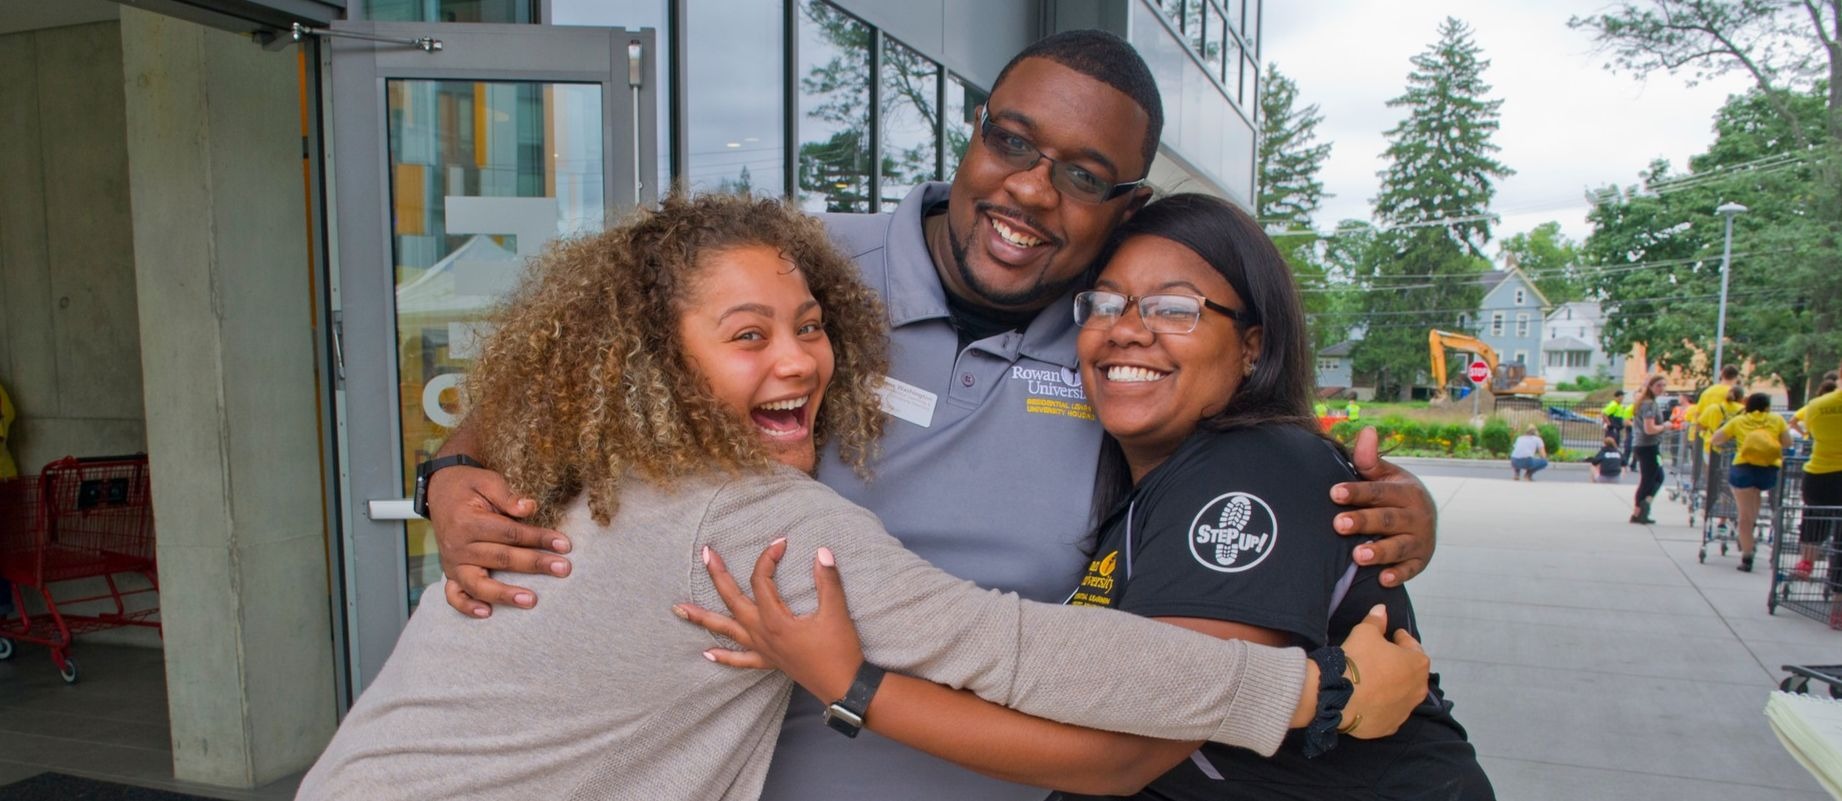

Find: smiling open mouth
<box><xmin>991</xmin><ymin>217</ymin><xmax>1045</xmax><ymax>248</ymax></box>
<box><xmin>751</xmin><ymin>396</ymin><xmax>811</xmax><ymax>439</ymax></box>
<box><xmin>1104</xmin><ymin>365</ymin><xmax>1169</xmax><ymax>383</ymax></box>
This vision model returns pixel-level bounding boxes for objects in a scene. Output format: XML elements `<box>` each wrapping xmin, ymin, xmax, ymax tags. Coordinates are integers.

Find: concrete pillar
<box><xmin>118</xmin><ymin>8</ymin><xmax>335</xmax><ymax>787</ymax></box>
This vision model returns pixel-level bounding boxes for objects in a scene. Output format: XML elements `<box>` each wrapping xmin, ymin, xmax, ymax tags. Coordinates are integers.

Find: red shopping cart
<box><xmin>0</xmin><ymin>455</ymin><xmax>161</xmax><ymax>683</ymax></box>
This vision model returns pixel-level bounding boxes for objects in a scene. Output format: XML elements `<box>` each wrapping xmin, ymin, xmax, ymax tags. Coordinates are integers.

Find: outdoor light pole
<box><xmin>1713</xmin><ymin>202</ymin><xmax>1747</xmax><ymax>379</ymax></box>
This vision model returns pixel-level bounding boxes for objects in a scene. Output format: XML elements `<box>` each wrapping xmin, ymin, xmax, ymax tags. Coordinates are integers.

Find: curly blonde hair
<box><xmin>464</xmin><ymin>193</ymin><xmax>888</xmax><ymax>526</ymax></box>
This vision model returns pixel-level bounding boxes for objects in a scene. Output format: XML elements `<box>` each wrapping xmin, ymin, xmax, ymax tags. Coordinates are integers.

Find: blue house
<box><xmin>1461</xmin><ymin>262</ymin><xmax>1550</xmax><ymax>369</ymax></box>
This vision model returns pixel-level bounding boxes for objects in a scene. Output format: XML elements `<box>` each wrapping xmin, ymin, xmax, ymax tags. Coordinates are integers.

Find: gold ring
<box><xmin>1338</xmin><ymin>713</ymin><xmax>1362</xmax><ymax>735</ymax></box>
<box><xmin>1345</xmin><ymin>654</ymin><xmax>1361</xmax><ymax>685</ymax></box>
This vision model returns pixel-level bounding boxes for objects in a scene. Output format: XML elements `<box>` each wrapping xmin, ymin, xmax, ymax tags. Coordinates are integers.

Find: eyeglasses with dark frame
<box><xmin>977</xmin><ymin>107</ymin><xmax>1147</xmax><ymax>203</ymax></box>
<box><xmin>1072</xmin><ymin>290</ymin><xmax>1244</xmax><ymax>335</ymax></box>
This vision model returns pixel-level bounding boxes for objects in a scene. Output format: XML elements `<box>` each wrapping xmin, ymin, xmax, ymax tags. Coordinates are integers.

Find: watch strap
<box><xmin>823</xmin><ymin>661</ymin><xmax>886</xmax><ymax>738</ymax></box>
<box><xmin>413</xmin><ymin>454</ymin><xmax>486</xmax><ymax>518</ymax></box>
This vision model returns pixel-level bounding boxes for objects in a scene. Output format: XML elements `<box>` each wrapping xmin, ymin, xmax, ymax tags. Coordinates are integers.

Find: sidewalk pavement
<box><xmin>1409</xmin><ymin>465</ymin><xmax>1835</xmax><ymax>800</ymax></box>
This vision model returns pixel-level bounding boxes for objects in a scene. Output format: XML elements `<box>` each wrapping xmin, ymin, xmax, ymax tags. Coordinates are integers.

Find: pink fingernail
<box><xmin>1355</xmin><ymin>546</ymin><xmax>1373</xmax><ymax>562</ymax></box>
<box><xmin>471</xmin><ymin>607</ymin><xmax>490</xmax><ymax>619</ymax></box>
<box><xmin>771</xmin><ymin>536</ymin><xmax>787</xmax><ymax>548</ymax></box>
<box><xmin>550</xmin><ymin>538</ymin><xmax>569</xmax><ymax>552</ymax></box>
<box><xmin>549</xmin><ymin>561</ymin><xmax>569</xmax><ymax>576</ymax></box>
<box><xmin>702</xmin><ymin>546</ymin><xmax>712</xmax><ymax>566</ymax></box>
<box><xmin>816</xmin><ymin>547</ymin><xmax>835</xmax><ymax>567</ymax></box>
<box><xmin>672</xmin><ymin>605</ymin><xmax>689</xmax><ymax>621</ymax></box>
<box><xmin>513</xmin><ymin>593</ymin><xmax>534</xmax><ymax>607</ymax></box>
<box><xmin>703</xmin><ymin>650</ymin><xmax>718</xmax><ymax>662</ymax></box>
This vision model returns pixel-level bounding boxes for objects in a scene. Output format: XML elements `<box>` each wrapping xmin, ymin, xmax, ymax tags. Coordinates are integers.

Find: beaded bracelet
<box><xmin>1302</xmin><ymin>645</ymin><xmax>1354</xmax><ymax>758</ymax></box>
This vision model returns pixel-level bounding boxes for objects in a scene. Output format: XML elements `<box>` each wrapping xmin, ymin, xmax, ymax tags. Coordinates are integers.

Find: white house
<box><xmin>1542</xmin><ymin>300</ymin><xmax>1624</xmax><ymax>386</ymax></box>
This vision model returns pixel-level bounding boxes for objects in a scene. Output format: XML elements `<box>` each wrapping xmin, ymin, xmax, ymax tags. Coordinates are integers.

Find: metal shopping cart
<box><xmin>1699</xmin><ymin>444</ymin><xmax>1743</xmax><ymax>563</ymax></box>
<box><xmin>1768</xmin><ymin>455</ymin><xmax>1842</xmax><ymax>623</ymax></box>
<box><xmin>0</xmin><ymin>455</ymin><xmax>162</xmax><ymax>683</ymax></box>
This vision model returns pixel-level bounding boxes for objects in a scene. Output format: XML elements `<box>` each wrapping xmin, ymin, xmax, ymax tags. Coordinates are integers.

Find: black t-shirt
<box><xmin>1053</xmin><ymin>425</ymin><xmax>1494</xmax><ymax>801</ymax></box>
<box><xmin>1586</xmin><ymin>446</ymin><xmax>1625</xmax><ymax>476</ymax></box>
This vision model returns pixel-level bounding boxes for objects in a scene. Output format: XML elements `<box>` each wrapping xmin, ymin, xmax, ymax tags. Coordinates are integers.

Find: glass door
<box><xmin>324</xmin><ymin>21</ymin><xmax>656</xmax><ymax>693</ymax></box>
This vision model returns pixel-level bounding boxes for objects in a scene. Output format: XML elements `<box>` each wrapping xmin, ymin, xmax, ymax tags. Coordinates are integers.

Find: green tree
<box><xmin>1256</xmin><ymin>65</ymin><xmax>1343</xmax><ymax>350</ymax></box>
<box><xmin>1355</xmin><ymin>17</ymin><xmax>1514</xmax><ymax>399</ymax></box>
<box><xmin>1582</xmin><ymin>86</ymin><xmax>1832</xmax><ymax>401</ymax></box>
<box><xmin>1499</xmin><ymin>222</ymin><xmax>1585</xmax><ymax>304</ymax></box>
<box><xmin>1571</xmin><ymin>0</ymin><xmax>1842</xmax><ymax>399</ymax></box>
<box><xmin>1258</xmin><ymin>66</ymin><xmax>1332</xmax><ymax>234</ymax></box>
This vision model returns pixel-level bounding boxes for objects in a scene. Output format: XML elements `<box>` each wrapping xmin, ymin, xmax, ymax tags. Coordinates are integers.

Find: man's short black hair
<box><xmin>990</xmin><ymin>29</ymin><xmax>1163</xmax><ymax>175</ymax></box>
<box><xmin>1721</xmin><ymin>365</ymin><xmax>1741</xmax><ymax>380</ymax></box>
<box><xmin>1613</xmin><ymin>389</ymin><xmax>1625</xmax><ymax>396</ymax></box>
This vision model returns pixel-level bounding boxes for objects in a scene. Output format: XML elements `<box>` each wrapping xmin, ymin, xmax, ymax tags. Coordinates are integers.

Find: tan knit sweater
<box><xmin>297</xmin><ymin>467</ymin><xmax>1304</xmax><ymax>800</ymax></box>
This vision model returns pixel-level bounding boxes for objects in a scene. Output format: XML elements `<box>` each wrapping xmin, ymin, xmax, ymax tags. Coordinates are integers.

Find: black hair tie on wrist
<box><xmin>1303</xmin><ymin>645</ymin><xmax>1355</xmax><ymax>758</ymax></box>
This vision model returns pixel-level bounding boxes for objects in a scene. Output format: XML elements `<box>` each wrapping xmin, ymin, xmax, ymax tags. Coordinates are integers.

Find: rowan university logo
<box><xmin>1188</xmin><ymin>492</ymin><xmax>1277</xmax><ymax>573</ymax></box>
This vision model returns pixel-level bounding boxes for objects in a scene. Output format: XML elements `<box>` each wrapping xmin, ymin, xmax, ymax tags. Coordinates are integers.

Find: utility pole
<box><xmin>1713</xmin><ymin>202</ymin><xmax>1747</xmax><ymax>378</ymax></box>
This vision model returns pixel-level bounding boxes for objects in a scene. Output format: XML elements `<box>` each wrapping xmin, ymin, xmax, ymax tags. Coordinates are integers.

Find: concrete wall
<box><xmin>120</xmin><ymin>8</ymin><xmax>336</xmax><ymax>787</ymax></box>
<box><xmin>0</xmin><ymin>21</ymin><xmax>149</xmax><ymax>476</ymax></box>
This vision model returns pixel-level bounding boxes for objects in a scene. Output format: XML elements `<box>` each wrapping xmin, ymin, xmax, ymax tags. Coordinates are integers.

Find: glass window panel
<box><xmin>1159</xmin><ymin>0</ymin><xmax>1185</xmax><ymax>30</ymax></box>
<box><xmin>1203</xmin><ymin>2</ymin><xmax>1226</xmax><ymax>83</ymax></box>
<box><xmin>686</xmin><ymin>0</ymin><xmax>786</xmax><ymax>196</ymax></box>
<box><xmin>942</xmin><ymin>74</ymin><xmax>988</xmax><ymax>179</ymax></box>
<box><xmin>796</xmin><ymin>0</ymin><xmax>873</xmax><ymax>213</ymax></box>
<box><xmin>1244</xmin><ymin>0</ymin><xmax>1260</xmax><ymax>56</ymax></box>
<box><xmin>385</xmin><ymin>79</ymin><xmax>603</xmax><ymax>609</ymax></box>
<box><xmin>1184</xmin><ymin>0</ymin><xmax>1205</xmax><ymax>54</ymax></box>
<box><xmin>364</xmin><ymin>0</ymin><xmax>534</xmax><ymax>22</ymax></box>
<box><xmin>1242</xmin><ymin>53</ymin><xmax>1257</xmax><ymax>106</ymax></box>
<box><xmin>879</xmin><ymin>37</ymin><xmax>940</xmax><ymax>211</ymax></box>
<box><xmin>549</xmin><ymin>1</ymin><xmax>671</xmax><ymax>195</ymax></box>
<box><xmin>1223</xmin><ymin>0</ymin><xmax>1240</xmax><ymax>37</ymax></box>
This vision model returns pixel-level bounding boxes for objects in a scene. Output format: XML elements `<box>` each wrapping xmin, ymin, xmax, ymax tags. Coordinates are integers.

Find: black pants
<box><xmin>1633</xmin><ymin>444</ymin><xmax>1663</xmax><ymax>508</ymax></box>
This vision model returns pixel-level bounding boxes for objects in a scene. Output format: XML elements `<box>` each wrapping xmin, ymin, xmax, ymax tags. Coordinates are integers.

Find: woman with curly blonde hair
<box><xmin>298</xmin><ymin>194</ymin><xmax>1427</xmax><ymax>801</ymax></box>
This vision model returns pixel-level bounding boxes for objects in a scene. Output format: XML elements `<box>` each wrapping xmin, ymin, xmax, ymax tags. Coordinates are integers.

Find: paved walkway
<box><xmin>1407</xmin><ymin>461</ymin><xmax>1836</xmax><ymax>800</ymax></box>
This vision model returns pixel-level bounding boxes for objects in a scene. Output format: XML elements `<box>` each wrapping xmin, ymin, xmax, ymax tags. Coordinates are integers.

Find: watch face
<box><xmin>823</xmin><ymin>703</ymin><xmax>864</xmax><ymax>737</ymax></box>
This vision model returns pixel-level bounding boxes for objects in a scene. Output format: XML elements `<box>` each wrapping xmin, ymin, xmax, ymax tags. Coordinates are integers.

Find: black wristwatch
<box><xmin>413</xmin><ymin>454</ymin><xmax>486</xmax><ymax>519</ymax></box>
<box><xmin>821</xmin><ymin>661</ymin><xmax>887</xmax><ymax>738</ymax></box>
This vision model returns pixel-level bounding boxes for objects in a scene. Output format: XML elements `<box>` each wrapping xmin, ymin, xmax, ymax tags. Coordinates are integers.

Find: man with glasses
<box><xmin>423</xmin><ymin>29</ymin><xmax>1440</xmax><ymax>801</ymax></box>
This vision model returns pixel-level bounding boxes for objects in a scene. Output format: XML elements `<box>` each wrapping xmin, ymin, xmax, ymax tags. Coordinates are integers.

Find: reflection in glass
<box><xmin>879</xmin><ymin>37</ymin><xmax>940</xmax><ymax>210</ymax></box>
<box><xmin>686</xmin><ymin>0</ymin><xmax>785</xmax><ymax>196</ymax></box>
<box><xmin>385</xmin><ymin>79</ymin><xmax>603</xmax><ymax>609</ymax></box>
<box><xmin>1223</xmin><ymin>0</ymin><xmax>1241</xmax><ymax>38</ymax></box>
<box><xmin>1183</xmin><ymin>0</ymin><xmax>1204</xmax><ymax>55</ymax></box>
<box><xmin>1203</xmin><ymin>2</ymin><xmax>1225</xmax><ymax>81</ymax></box>
<box><xmin>796</xmin><ymin>0</ymin><xmax>872</xmax><ymax>212</ymax></box>
<box><xmin>364</xmin><ymin>0</ymin><xmax>533</xmax><ymax>22</ymax></box>
<box><xmin>1159</xmin><ymin>0</ymin><xmax>1185</xmax><ymax>31</ymax></box>
<box><xmin>549</xmin><ymin>0</ymin><xmax>672</xmax><ymax>198</ymax></box>
<box><xmin>1244</xmin><ymin>1</ymin><xmax>1260</xmax><ymax>55</ymax></box>
<box><xmin>942</xmin><ymin>74</ymin><xmax>988</xmax><ymax>179</ymax></box>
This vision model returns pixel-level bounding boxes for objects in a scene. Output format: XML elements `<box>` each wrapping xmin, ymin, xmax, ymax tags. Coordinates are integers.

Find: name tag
<box><xmin>876</xmin><ymin>376</ymin><xmax>937</xmax><ymax>428</ymax></box>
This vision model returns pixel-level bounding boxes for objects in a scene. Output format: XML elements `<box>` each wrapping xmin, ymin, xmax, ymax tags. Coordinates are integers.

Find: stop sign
<box><xmin>1466</xmin><ymin>360</ymin><xmax>1491</xmax><ymax>385</ymax></box>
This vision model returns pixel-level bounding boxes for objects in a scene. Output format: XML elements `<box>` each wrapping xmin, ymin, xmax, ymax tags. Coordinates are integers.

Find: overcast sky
<box><xmin>1261</xmin><ymin>1</ymin><xmax>1756</xmax><ymax>249</ymax></box>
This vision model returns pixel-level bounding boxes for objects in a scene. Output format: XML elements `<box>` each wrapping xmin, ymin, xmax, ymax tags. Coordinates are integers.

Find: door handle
<box><xmin>367</xmin><ymin>499</ymin><xmax>421</xmax><ymax>521</ymax></box>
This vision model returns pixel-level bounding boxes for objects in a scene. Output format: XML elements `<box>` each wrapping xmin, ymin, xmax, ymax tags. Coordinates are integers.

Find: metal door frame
<box><xmin>322</xmin><ymin>21</ymin><xmax>657</xmax><ymax>697</ymax></box>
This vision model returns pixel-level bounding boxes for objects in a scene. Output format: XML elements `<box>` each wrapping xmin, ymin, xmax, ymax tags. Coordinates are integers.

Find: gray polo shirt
<box><xmin>762</xmin><ymin>183</ymin><xmax>1108</xmax><ymax>801</ymax></box>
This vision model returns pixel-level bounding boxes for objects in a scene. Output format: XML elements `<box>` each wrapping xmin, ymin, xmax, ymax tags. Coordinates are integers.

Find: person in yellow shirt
<box><xmin>1693</xmin><ymin>385</ymin><xmax>1743</xmax><ymax>534</ymax></box>
<box><xmin>1791</xmin><ymin>378</ymin><xmax>1838</xmax><ymax>438</ymax></box>
<box><xmin>1792</xmin><ymin>376</ymin><xmax>1842</xmax><ymax>592</ymax></box>
<box><xmin>1712</xmin><ymin>392</ymin><xmax>1792</xmax><ymax>572</ymax></box>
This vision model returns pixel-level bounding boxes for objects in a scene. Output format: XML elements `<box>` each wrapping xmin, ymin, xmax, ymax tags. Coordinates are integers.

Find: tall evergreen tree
<box><xmin>1354</xmin><ymin>17</ymin><xmax>1515</xmax><ymax>399</ymax></box>
<box><xmin>1257</xmin><ymin>66</ymin><xmax>1332</xmax><ymax>231</ymax></box>
<box><xmin>1256</xmin><ymin>65</ymin><xmax>1344</xmax><ymax>350</ymax></box>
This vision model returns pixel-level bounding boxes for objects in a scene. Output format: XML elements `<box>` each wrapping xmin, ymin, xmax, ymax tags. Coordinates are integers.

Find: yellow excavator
<box><xmin>1428</xmin><ymin>329</ymin><xmax>1548</xmax><ymax>401</ymax></box>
